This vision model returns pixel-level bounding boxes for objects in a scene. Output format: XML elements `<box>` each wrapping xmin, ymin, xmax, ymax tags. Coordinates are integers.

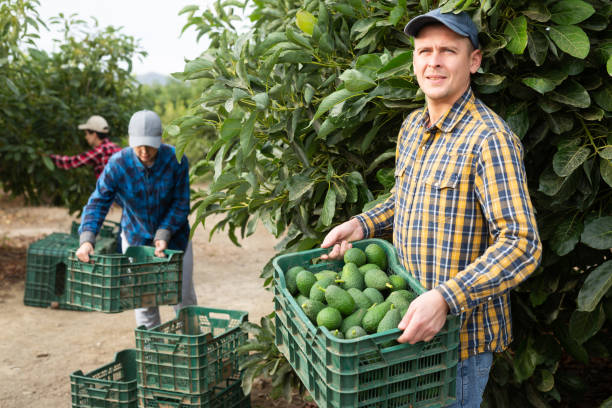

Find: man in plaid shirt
<box><xmin>321</xmin><ymin>9</ymin><xmax>542</xmax><ymax>408</ymax></box>
<box><xmin>49</xmin><ymin>115</ymin><xmax>121</xmax><ymax>179</ymax></box>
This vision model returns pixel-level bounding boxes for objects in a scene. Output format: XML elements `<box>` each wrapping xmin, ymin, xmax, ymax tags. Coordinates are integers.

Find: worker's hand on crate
<box><xmin>397</xmin><ymin>289</ymin><xmax>449</xmax><ymax>344</ymax></box>
<box><xmin>154</xmin><ymin>239</ymin><xmax>167</xmax><ymax>258</ymax></box>
<box><xmin>76</xmin><ymin>242</ymin><xmax>94</xmax><ymax>262</ymax></box>
<box><xmin>320</xmin><ymin>218</ymin><xmax>364</xmax><ymax>260</ymax></box>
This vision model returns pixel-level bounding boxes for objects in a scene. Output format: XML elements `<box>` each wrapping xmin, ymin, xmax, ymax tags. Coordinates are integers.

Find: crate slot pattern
<box><xmin>273</xmin><ymin>238</ymin><xmax>460</xmax><ymax>408</ymax></box>
<box><xmin>24</xmin><ymin>233</ymin><xmax>115</xmax><ymax>310</ymax></box>
<box><xmin>138</xmin><ymin>376</ymin><xmax>250</xmax><ymax>408</ymax></box>
<box><xmin>135</xmin><ymin>307</ymin><xmax>248</xmax><ymax>395</ymax></box>
<box><xmin>65</xmin><ymin>246</ymin><xmax>182</xmax><ymax>313</ymax></box>
<box><xmin>70</xmin><ymin>349</ymin><xmax>137</xmax><ymax>408</ymax></box>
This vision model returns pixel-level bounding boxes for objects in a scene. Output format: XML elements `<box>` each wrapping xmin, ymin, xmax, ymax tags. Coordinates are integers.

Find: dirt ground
<box><xmin>0</xmin><ymin>192</ymin><xmax>314</xmax><ymax>407</ymax></box>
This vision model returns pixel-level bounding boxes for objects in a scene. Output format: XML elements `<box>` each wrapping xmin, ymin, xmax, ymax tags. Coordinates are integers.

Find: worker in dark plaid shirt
<box><xmin>75</xmin><ymin>110</ymin><xmax>197</xmax><ymax>328</ymax></box>
<box><xmin>49</xmin><ymin>115</ymin><xmax>121</xmax><ymax>179</ymax></box>
<box><xmin>321</xmin><ymin>9</ymin><xmax>542</xmax><ymax>408</ymax></box>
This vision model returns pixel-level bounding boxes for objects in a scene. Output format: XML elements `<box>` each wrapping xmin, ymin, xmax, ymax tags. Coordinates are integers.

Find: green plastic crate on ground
<box><xmin>273</xmin><ymin>238</ymin><xmax>460</xmax><ymax>408</ymax></box>
<box><xmin>71</xmin><ymin>219</ymin><xmax>121</xmax><ymax>239</ymax></box>
<box><xmin>138</xmin><ymin>377</ymin><xmax>250</xmax><ymax>408</ymax></box>
<box><xmin>70</xmin><ymin>349</ymin><xmax>137</xmax><ymax>408</ymax></box>
<box><xmin>135</xmin><ymin>307</ymin><xmax>248</xmax><ymax>395</ymax></box>
<box><xmin>65</xmin><ymin>246</ymin><xmax>183</xmax><ymax>313</ymax></box>
<box><xmin>23</xmin><ymin>232</ymin><xmax>116</xmax><ymax>310</ymax></box>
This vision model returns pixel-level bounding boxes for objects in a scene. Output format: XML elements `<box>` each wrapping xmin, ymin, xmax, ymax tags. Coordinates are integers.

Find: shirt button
<box><xmin>461</xmin><ymin>307</ymin><xmax>465</xmax><ymax>311</ymax></box>
<box><xmin>488</xmin><ymin>297</ymin><xmax>492</xmax><ymax>301</ymax></box>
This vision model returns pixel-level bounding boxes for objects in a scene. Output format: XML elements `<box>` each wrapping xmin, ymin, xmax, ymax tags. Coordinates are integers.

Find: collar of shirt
<box><xmin>418</xmin><ymin>87</ymin><xmax>475</xmax><ymax>134</ymax></box>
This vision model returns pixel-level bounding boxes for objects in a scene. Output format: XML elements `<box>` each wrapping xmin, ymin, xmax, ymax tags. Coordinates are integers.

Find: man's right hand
<box><xmin>320</xmin><ymin>218</ymin><xmax>364</xmax><ymax>260</ymax></box>
<box><xmin>76</xmin><ymin>242</ymin><xmax>94</xmax><ymax>262</ymax></box>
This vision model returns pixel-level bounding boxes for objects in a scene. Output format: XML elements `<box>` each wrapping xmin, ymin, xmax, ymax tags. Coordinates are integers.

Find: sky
<box><xmin>36</xmin><ymin>1</ymin><xmax>228</xmax><ymax>76</ymax></box>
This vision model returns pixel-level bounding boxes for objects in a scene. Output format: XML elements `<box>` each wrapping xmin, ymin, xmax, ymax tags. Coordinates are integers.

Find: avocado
<box><xmin>389</xmin><ymin>274</ymin><xmax>407</xmax><ymax>291</ymax></box>
<box><xmin>344</xmin><ymin>247</ymin><xmax>366</xmax><ymax>266</ymax></box>
<box><xmin>362</xmin><ymin>301</ymin><xmax>391</xmax><ymax>333</ymax></box>
<box><xmin>345</xmin><ymin>325</ymin><xmax>367</xmax><ymax>339</ymax></box>
<box><xmin>340</xmin><ymin>263</ymin><xmax>365</xmax><ymax>291</ymax></box>
<box><xmin>301</xmin><ymin>299</ymin><xmax>325</xmax><ymax>323</ymax></box>
<box><xmin>316</xmin><ymin>306</ymin><xmax>342</xmax><ymax>330</ymax></box>
<box><xmin>296</xmin><ymin>269</ymin><xmax>317</xmax><ymax>296</ymax></box>
<box><xmin>363</xmin><ymin>287</ymin><xmax>384</xmax><ymax>305</ymax></box>
<box><xmin>341</xmin><ymin>308</ymin><xmax>367</xmax><ymax>334</ymax></box>
<box><xmin>364</xmin><ymin>269</ymin><xmax>392</xmax><ymax>291</ymax></box>
<box><xmin>323</xmin><ymin>285</ymin><xmax>355</xmax><ymax>316</ymax></box>
<box><xmin>285</xmin><ymin>266</ymin><xmax>305</xmax><ymax>295</ymax></box>
<box><xmin>309</xmin><ymin>276</ymin><xmax>334</xmax><ymax>303</ymax></box>
<box><xmin>347</xmin><ymin>288</ymin><xmax>373</xmax><ymax>310</ymax></box>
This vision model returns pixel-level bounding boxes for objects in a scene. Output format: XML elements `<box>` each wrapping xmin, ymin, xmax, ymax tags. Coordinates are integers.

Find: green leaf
<box><xmin>581</xmin><ymin>217</ymin><xmax>612</xmax><ymax>250</ymax></box>
<box><xmin>522</xmin><ymin>76</ymin><xmax>556</xmax><ymax>94</ymax></box>
<box><xmin>552</xmin><ymin>145</ymin><xmax>590</xmax><ymax>177</ymax></box>
<box><xmin>339</xmin><ymin>69</ymin><xmax>376</xmax><ymax>92</ymax></box>
<box><xmin>240</xmin><ymin>111</ymin><xmax>257</xmax><ymax>156</ymax></box>
<box><xmin>320</xmin><ymin>187</ymin><xmax>336</xmax><ymax>226</ymax></box>
<box><xmin>287</xmin><ymin>174</ymin><xmax>315</xmax><ymax>201</ymax></box>
<box><xmin>296</xmin><ymin>9</ymin><xmax>316</xmax><ymax>36</ymax></box>
<box><xmin>165</xmin><ymin>124</ymin><xmax>180</xmax><ymax>137</ymax></box>
<box><xmin>522</xmin><ymin>3</ymin><xmax>551</xmax><ymax>22</ymax></box>
<box><xmin>311</xmin><ymin>88</ymin><xmax>359</xmax><ymax>122</ymax></box>
<box><xmin>514</xmin><ymin>343</ymin><xmax>537</xmax><ymax>381</ymax></box>
<box><xmin>550</xmin><ymin>218</ymin><xmax>583</xmax><ymax>256</ymax></box>
<box><xmin>593</xmin><ymin>84</ymin><xmax>612</xmax><ymax>111</ymax></box>
<box><xmin>569</xmin><ymin>305</ymin><xmax>606</xmax><ymax>344</ymax></box>
<box><xmin>286</xmin><ymin>27</ymin><xmax>313</xmax><ymax>50</ymax></box>
<box><xmin>389</xmin><ymin>5</ymin><xmax>404</xmax><ymax>25</ymax></box>
<box><xmin>527</xmin><ymin>30</ymin><xmax>549</xmax><ymax>66</ymax></box>
<box><xmin>252</xmin><ymin>92</ymin><xmax>269</xmax><ymax>110</ymax></box>
<box><xmin>550</xmin><ymin>0</ymin><xmax>595</xmax><ymax>25</ymax></box>
<box><xmin>548</xmin><ymin>25</ymin><xmax>590</xmax><ymax>59</ymax></box>
<box><xmin>355</xmin><ymin>54</ymin><xmax>383</xmax><ymax>72</ymax></box>
<box><xmin>42</xmin><ymin>155</ymin><xmax>54</xmax><ymax>171</ymax></box>
<box><xmin>535</xmin><ymin>368</ymin><xmax>555</xmax><ymax>392</ymax></box>
<box><xmin>600</xmin><ymin>147</ymin><xmax>612</xmax><ymax>161</ymax></box>
<box><xmin>548</xmin><ymin>80</ymin><xmax>590</xmax><ymax>108</ymax></box>
<box><xmin>504</xmin><ymin>16</ymin><xmax>528</xmax><ymax>55</ymax></box>
<box><xmin>220</xmin><ymin>117</ymin><xmax>242</xmax><ymax>141</ymax></box>
<box><xmin>377</xmin><ymin>51</ymin><xmax>412</xmax><ymax>78</ymax></box>
<box><xmin>600</xmin><ymin>158</ymin><xmax>612</xmax><ymax>187</ymax></box>
<box><xmin>576</xmin><ymin>261</ymin><xmax>612</xmax><ymax>312</ymax></box>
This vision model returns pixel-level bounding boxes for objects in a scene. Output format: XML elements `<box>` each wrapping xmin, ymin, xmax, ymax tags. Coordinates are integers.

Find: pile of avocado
<box><xmin>284</xmin><ymin>243</ymin><xmax>417</xmax><ymax>342</ymax></box>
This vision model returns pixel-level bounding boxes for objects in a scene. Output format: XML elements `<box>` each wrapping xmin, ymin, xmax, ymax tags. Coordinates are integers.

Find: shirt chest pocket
<box><xmin>425</xmin><ymin>153</ymin><xmax>474</xmax><ymax>191</ymax></box>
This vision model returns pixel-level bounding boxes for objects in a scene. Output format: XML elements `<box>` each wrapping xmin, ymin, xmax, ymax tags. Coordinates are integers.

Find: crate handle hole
<box><xmin>209</xmin><ymin>312</ymin><xmax>230</xmax><ymax>321</ymax></box>
<box><xmin>55</xmin><ymin>262</ymin><xmax>66</xmax><ymax>296</ymax></box>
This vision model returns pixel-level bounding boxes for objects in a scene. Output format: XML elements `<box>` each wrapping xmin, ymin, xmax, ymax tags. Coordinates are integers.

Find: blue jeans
<box><xmin>446</xmin><ymin>352</ymin><xmax>493</xmax><ymax>408</ymax></box>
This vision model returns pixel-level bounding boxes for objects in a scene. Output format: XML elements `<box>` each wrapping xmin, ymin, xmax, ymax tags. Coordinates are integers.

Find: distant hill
<box><xmin>135</xmin><ymin>72</ymin><xmax>172</xmax><ymax>85</ymax></box>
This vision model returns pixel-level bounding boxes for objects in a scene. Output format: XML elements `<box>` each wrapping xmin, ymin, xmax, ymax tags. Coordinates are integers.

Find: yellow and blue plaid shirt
<box><xmin>356</xmin><ymin>88</ymin><xmax>542</xmax><ymax>360</ymax></box>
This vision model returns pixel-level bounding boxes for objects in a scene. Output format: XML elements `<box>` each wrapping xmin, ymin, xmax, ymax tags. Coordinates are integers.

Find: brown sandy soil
<box><xmin>0</xmin><ymin>191</ymin><xmax>314</xmax><ymax>408</ymax></box>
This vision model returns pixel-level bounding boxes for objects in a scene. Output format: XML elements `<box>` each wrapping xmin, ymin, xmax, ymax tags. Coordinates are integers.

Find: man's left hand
<box><xmin>397</xmin><ymin>289</ymin><xmax>449</xmax><ymax>344</ymax></box>
<box><xmin>154</xmin><ymin>240</ymin><xmax>167</xmax><ymax>257</ymax></box>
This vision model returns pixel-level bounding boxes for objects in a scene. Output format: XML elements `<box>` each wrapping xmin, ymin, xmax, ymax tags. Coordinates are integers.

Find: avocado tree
<box><xmin>175</xmin><ymin>0</ymin><xmax>611</xmax><ymax>405</ymax></box>
<box><xmin>0</xmin><ymin>0</ymin><xmax>146</xmax><ymax>213</ymax></box>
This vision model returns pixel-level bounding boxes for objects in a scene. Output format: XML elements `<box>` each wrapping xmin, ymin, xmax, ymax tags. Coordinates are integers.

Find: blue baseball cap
<box><xmin>404</xmin><ymin>8</ymin><xmax>479</xmax><ymax>49</ymax></box>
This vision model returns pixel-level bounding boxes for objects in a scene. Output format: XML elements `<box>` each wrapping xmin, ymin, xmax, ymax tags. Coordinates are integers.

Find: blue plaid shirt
<box><xmin>79</xmin><ymin>144</ymin><xmax>190</xmax><ymax>251</ymax></box>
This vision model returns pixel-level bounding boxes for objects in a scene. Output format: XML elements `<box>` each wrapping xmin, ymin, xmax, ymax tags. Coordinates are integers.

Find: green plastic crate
<box><xmin>71</xmin><ymin>219</ymin><xmax>121</xmax><ymax>239</ymax></box>
<box><xmin>273</xmin><ymin>238</ymin><xmax>460</xmax><ymax>408</ymax></box>
<box><xmin>23</xmin><ymin>232</ymin><xmax>116</xmax><ymax>310</ymax></box>
<box><xmin>138</xmin><ymin>377</ymin><xmax>250</xmax><ymax>408</ymax></box>
<box><xmin>135</xmin><ymin>307</ymin><xmax>248</xmax><ymax>395</ymax></box>
<box><xmin>71</xmin><ymin>220</ymin><xmax>121</xmax><ymax>253</ymax></box>
<box><xmin>65</xmin><ymin>246</ymin><xmax>183</xmax><ymax>313</ymax></box>
<box><xmin>70</xmin><ymin>349</ymin><xmax>137</xmax><ymax>408</ymax></box>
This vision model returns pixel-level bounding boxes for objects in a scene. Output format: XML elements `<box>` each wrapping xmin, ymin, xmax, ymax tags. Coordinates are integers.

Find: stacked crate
<box><xmin>273</xmin><ymin>238</ymin><xmax>461</xmax><ymax>408</ymax></box>
<box><xmin>70</xmin><ymin>307</ymin><xmax>250</xmax><ymax>408</ymax></box>
<box><xmin>134</xmin><ymin>307</ymin><xmax>250</xmax><ymax>408</ymax></box>
<box><xmin>23</xmin><ymin>232</ymin><xmax>116</xmax><ymax>310</ymax></box>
